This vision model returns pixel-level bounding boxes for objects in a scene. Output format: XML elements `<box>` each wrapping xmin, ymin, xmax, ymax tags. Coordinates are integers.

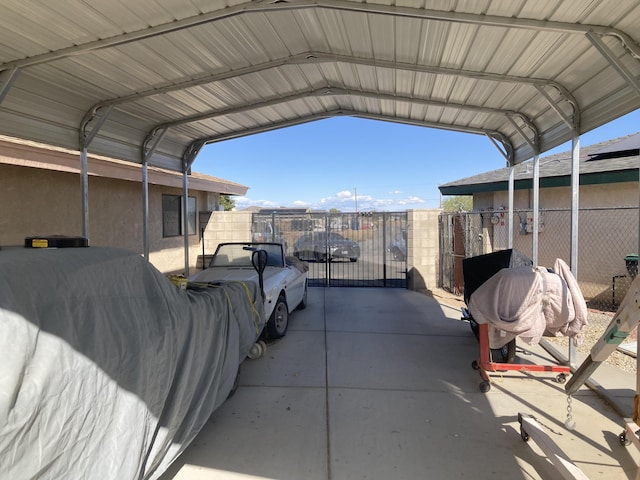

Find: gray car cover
<box><xmin>467</xmin><ymin>258</ymin><xmax>588</xmax><ymax>349</ymax></box>
<box><xmin>0</xmin><ymin>246</ymin><xmax>264</xmax><ymax>480</ymax></box>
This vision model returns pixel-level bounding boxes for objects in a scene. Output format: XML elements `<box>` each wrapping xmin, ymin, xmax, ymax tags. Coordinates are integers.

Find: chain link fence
<box><xmin>440</xmin><ymin>207</ymin><xmax>639</xmax><ymax>313</ymax></box>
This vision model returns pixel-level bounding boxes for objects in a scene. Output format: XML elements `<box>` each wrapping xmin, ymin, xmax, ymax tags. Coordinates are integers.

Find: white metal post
<box><xmin>508</xmin><ymin>164</ymin><xmax>514</xmax><ymax>249</ymax></box>
<box><xmin>532</xmin><ymin>154</ymin><xmax>540</xmax><ymax>266</ymax></box>
<box><xmin>80</xmin><ymin>147</ymin><xmax>89</xmax><ymax>240</ymax></box>
<box><xmin>142</xmin><ymin>161</ymin><xmax>149</xmax><ymax>260</ymax></box>
<box><xmin>569</xmin><ymin>134</ymin><xmax>581</xmax><ymax>365</ymax></box>
<box><xmin>183</xmin><ymin>169</ymin><xmax>190</xmax><ymax>276</ymax></box>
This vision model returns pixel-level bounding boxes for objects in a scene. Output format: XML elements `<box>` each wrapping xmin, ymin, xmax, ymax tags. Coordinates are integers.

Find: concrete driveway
<box><xmin>161</xmin><ymin>287</ymin><xmax>640</xmax><ymax>480</ymax></box>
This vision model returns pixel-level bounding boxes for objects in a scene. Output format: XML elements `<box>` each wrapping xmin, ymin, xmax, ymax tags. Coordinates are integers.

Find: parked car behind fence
<box><xmin>293</xmin><ymin>231</ymin><xmax>360</xmax><ymax>262</ymax></box>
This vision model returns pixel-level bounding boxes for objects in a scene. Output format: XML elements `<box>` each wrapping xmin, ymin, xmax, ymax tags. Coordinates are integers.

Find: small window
<box><xmin>162</xmin><ymin>194</ymin><xmax>196</xmax><ymax>237</ymax></box>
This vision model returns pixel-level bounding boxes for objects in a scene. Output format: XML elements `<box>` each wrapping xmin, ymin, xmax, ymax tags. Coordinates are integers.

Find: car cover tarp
<box><xmin>466</xmin><ymin>256</ymin><xmax>588</xmax><ymax>349</ymax></box>
<box><xmin>0</xmin><ymin>246</ymin><xmax>264</xmax><ymax>479</ymax></box>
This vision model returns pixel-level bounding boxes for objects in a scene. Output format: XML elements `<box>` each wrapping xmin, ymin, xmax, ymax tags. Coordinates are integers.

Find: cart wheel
<box><xmin>620</xmin><ymin>431</ymin><xmax>631</xmax><ymax>446</ymax></box>
<box><xmin>479</xmin><ymin>381</ymin><xmax>491</xmax><ymax>393</ymax></box>
<box><xmin>556</xmin><ymin>373</ymin><xmax>567</xmax><ymax>384</ymax></box>
<box><xmin>248</xmin><ymin>342</ymin><xmax>263</xmax><ymax>359</ymax></box>
<box><xmin>472</xmin><ymin>360</ymin><xmax>480</xmax><ymax>370</ymax></box>
<box><xmin>520</xmin><ymin>427</ymin><xmax>530</xmax><ymax>442</ymax></box>
<box><xmin>258</xmin><ymin>340</ymin><xmax>267</xmax><ymax>353</ymax></box>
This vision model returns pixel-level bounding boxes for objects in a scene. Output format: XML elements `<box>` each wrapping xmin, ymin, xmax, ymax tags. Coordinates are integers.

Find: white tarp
<box><xmin>467</xmin><ymin>258</ymin><xmax>588</xmax><ymax>349</ymax></box>
<box><xmin>0</xmin><ymin>246</ymin><xmax>264</xmax><ymax>479</ymax></box>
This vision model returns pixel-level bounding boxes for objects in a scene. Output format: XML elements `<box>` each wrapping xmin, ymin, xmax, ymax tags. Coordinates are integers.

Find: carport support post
<box><xmin>182</xmin><ymin>169</ymin><xmax>190</xmax><ymax>276</ymax></box>
<box><xmin>142</xmin><ymin>160</ymin><xmax>149</xmax><ymax>260</ymax></box>
<box><xmin>569</xmin><ymin>135</ymin><xmax>580</xmax><ymax>277</ymax></box>
<box><xmin>508</xmin><ymin>164</ymin><xmax>514</xmax><ymax>249</ymax></box>
<box><xmin>80</xmin><ymin>147</ymin><xmax>89</xmax><ymax>240</ymax></box>
<box><xmin>532</xmin><ymin>153</ymin><xmax>540</xmax><ymax>266</ymax></box>
<box><xmin>567</xmin><ymin>134</ymin><xmax>581</xmax><ymax>366</ymax></box>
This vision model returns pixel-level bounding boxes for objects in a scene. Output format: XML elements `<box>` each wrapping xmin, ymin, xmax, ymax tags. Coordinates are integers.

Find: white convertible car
<box><xmin>189</xmin><ymin>242</ymin><xmax>308</xmax><ymax>339</ymax></box>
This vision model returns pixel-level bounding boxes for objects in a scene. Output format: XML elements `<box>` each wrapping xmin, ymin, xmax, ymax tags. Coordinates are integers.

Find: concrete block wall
<box><xmin>201</xmin><ymin>210</ymin><xmax>253</xmax><ymax>251</ymax></box>
<box><xmin>406</xmin><ymin>209</ymin><xmax>441</xmax><ymax>293</ymax></box>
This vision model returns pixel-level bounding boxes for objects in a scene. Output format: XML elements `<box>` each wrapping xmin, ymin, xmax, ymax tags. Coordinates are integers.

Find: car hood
<box><xmin>189</xmin><ymin>267</ymin><xmax>286</xmax><ymax>319</ymax></box>
<box><xmin>190</xmin><ymin>267</ymin><xmax>283</xmax><ymax>285</ymax></box>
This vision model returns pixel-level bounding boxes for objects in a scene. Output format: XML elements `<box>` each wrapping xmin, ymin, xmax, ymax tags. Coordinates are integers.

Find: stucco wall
<box><xmin>1</xmin><ymin>163</ymin><xmax>213</xmax><ymax>274</ymax></box>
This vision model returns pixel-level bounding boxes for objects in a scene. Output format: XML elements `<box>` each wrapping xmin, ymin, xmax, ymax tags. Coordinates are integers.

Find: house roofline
<box><xmin>0</xmin><ymin>135</ymin><xmax>248</xmax><ymax>196</ymax></box>
<box><xmin>439</xmin><ymin>169</ymin><xmax>639</xmax><ymax>196</ymax></box>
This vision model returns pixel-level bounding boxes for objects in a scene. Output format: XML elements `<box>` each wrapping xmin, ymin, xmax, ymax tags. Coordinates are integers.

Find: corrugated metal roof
<box><xmin>438</xmin><ymin>132</ymin><xmax>640</xmax><ymax>195</ymax></box>
<box><xmin>1</xmin><ymin>0</ymin><xmax>639</xmax><ymax>171</ymax></box>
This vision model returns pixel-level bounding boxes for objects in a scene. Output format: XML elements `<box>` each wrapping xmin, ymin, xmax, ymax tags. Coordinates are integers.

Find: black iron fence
<box><xmin>251</xmin><ymin>211</ymin><xmax>408</xmax><ymax>287</ymax></box>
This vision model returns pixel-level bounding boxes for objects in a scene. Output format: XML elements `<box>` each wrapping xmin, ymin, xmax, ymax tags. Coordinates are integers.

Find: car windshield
<box><xmin>209</xmin><ymin>243</ymin><xmax>284</xmax><ymax>268</ymax></box>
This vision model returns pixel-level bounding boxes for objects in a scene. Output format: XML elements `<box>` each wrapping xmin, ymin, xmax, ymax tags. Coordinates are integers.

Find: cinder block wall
<box><xmin>201</xmin><ymin>210</ymin><xmax>253</xmax><ymax>251</ymax></box>
<box><xmin>406</xmin><ymin>209</ymin><xmax>441</xmax><ymax>293</ymax></box>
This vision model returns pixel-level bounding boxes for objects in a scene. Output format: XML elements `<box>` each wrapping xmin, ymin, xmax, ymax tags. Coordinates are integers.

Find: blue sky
<box><xmin>193</xmin><ymin>109</ymin><xmax>640</xmax><ymax>212</ymax></box>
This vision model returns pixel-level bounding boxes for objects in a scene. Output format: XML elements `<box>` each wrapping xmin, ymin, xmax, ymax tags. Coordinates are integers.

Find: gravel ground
<box><xmin>430</xmin><ymin>288</ymin><xmax>638</xmax><ymax>374</ymax></box>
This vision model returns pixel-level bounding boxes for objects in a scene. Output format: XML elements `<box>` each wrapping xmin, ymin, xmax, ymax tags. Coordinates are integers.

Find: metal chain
<box><xmin>565</xmin><ymin>394</ymin><xmax>576</xmax><ymax>430</ymax></box>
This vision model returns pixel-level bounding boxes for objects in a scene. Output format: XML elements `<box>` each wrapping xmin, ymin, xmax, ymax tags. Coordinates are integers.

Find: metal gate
<box><xmin>252</xmin><ymin>211</ymin><xmax>408</xmax><ymax>287</ymax></box>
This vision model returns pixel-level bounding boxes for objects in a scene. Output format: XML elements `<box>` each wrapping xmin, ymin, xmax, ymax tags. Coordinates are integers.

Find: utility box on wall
<box><xmin>524</xmin><ymin>211</ymin><xmax>544</xmax><ymax>233</ymax></box>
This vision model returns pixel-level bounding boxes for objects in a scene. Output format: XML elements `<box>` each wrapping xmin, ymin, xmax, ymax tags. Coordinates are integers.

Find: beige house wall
<box><xmin>1</xmin><ymin>162</ymin><xmax>219</xmax><ymax>274</ymax></box>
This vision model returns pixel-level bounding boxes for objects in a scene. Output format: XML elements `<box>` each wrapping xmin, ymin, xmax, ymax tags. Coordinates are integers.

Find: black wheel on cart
<box><xmin>520</xmin><ymin>427</ymin><xmax>530</xmax><ymax>442</ymax></box>
<box><xmin>620</xmin><ymin>431</ymin><xmax>631</xmax><ymax>446</ymax></box>
<box><xmin>495</xmin><ymin>339</ymin><xmax>517</xmax><ymax>364</ymax></box>
<box><xmin>471</xmin><ymin>360</ymin><xmax>480</xmax><ymax>370</ymax></box>
<box><xmin>479</xmin><ymin>381</ymin><xmax>491</xmax><ymax>393</ymax></box>
<box><xmin>469</xmin><ymin>318</ymin><xmax>517</xmax><ymax>363</ymax></box>
<box><xmin>556</xmin><ymin>373</ymin><xmax>567</xmax><ymax>384</ymax></box>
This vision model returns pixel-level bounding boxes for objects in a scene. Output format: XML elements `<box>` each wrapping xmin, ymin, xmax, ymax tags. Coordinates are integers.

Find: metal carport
<box><xmin>1</xmin><ymin>0</ymin><xmax>640</xmax><ymax>274</ymax></box>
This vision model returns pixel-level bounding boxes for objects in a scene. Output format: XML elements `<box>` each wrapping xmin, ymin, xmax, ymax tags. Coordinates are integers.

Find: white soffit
<box><xmin>0</xmin><ymin>0</ymin><xmax>639</xmax><ymax>171</ymax></box>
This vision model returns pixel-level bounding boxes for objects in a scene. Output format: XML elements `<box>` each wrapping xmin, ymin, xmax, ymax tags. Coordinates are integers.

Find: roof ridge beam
<box><xmin>149</xmin><ymin>84</ymin><xmax>534</xmax><ymax>131</ymax></box>
<box><xmin>85</xmin><ymin>50</ymin><xmax>576</xmax><ymax>111</ymax></box>
<box><xmin>184</xmin><ymin>107</ymin><xmax>513</xmax><ymax>164</ymax></box>
<box><xmin>144</xmin><ymin>85</ymin><xmax>530</xmax><ymax>162</ymax></box>
<box><xmin>83</xmin><ymin>50</ymin><xmax>573</xmax><ymax>137</ymax></box>
<box><xmin>302</xmin><ymin>52</ymin><xmax>578</xmax><ymax>123</ymax></box>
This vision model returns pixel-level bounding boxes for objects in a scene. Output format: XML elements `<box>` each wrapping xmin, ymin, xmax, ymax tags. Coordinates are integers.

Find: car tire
<box><xmin>297</xmin><ymin>281</ymin><xmax>308</xmax><ymax>310</ymax></box>
<box><xmin>266</xmin><ymin>294</ymin><xmax>289</xmax><ymax>339</ymax></box>
<box><xmin>349</xmin><ymin>257</ymin><xmax>357</xmax><ymax>262</ymax></box>
<box><xmin>314</xmin><ymin>251</ymin><xmax>326</xmax><ymax>263</ymax></box>
<box><xmin>391</xmin><ymin>247</ymin><xmax>405</xmax><ymax>261</ymax></box>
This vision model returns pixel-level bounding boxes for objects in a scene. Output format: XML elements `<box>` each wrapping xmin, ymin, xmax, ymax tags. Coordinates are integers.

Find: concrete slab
<box><xmin>240</xmin><ymin>330</ymin><xmax>327</xmax><ymax>388</ymax></box>
<box><xmin>161</xmin><ymin>287</ymin><xmax>640</xmax><ymax>480</ymax></box>
<box><xmin>160</xmin><ymin>386</ymin><xmax>328</xmax><ymax>480</ymax></box>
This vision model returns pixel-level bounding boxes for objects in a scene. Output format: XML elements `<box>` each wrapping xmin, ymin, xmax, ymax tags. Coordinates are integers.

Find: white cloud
<box><xmin>233</xmin><ymin>190</ymin><xmax>434</xmax><ymax>212</ymax></box>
